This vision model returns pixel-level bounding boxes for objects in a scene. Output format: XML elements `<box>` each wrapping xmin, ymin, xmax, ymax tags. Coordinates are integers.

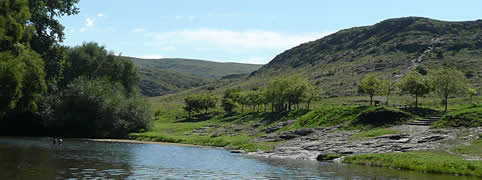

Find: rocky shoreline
<box><xmin>185</xmin><ymin>118</ymin><xmax>481</xmax><ymax>161</ymax></box>
<box><xmin>248</xmin><ymin>125</ymin><xmax>481</xmax><ymax>161</ymax></box>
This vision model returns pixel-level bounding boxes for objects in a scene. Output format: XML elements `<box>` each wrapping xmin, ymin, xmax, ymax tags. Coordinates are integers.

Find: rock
<box><xmin>264</xmin><ymin>126</ymin><xmax>280</xmax><ymax>133</ymax></box>
<box><xmin>279</xmin><ymin>132</ymin><xmax>300</xmax><ymax>140</ymax></box>
<box><xmin>294</xmin><ymin>128</ymin><xmax>315</xmax><ymax>136</ymax></box>
<box><xmin>252</xmin><ymin>123</ymin><xmax>263</xmax><ymax>128</ymax></box>
<box><xmin>417</xmin><ymin>135</ymin><xmax>446</xmax><ymax>143</ymax></box>
<box><xmin>375</xmin><ymin>133</ymin><xmax>409</xmax><ymax>140</ymax></box>
<box><xmin>316</xmin><ymin>153</ymin><xmax>342</xmax><ymax>161</ymax></box>
<box><xmin>230</xmin><ymin>150</ymin><xmax>246</xmax><ymax>153</ymax></box>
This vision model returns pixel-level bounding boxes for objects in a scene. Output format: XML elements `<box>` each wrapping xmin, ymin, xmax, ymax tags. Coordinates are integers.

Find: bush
<box><xmin>46</xmin><ymin>77</ymin><xmax>151</xmax><ymax>138</ymax></box>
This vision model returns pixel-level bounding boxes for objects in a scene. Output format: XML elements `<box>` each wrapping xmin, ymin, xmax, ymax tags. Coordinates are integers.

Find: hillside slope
<box><xmin>250</xmin><ymin>17</ymin><xmax>482</xmax><ymax>95</ymax></box>
<box><xmin>128</xmin><ymin>57</ymin><xmax>262</xmax><ymax>96</ymax></box>
<box><xmin>130</xmin><ymin>57</ymin><xmax>262</xmax><ymax>79</ymax></box>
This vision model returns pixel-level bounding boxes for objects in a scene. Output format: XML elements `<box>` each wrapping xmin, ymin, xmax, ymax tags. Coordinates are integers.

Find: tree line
<box><xmin>0</xmin><ymin>0</ymin><xmax>151</xmax><ymax>138</ymax></box>
<box><xmin>183</xmin><ymin>76</ymin><xmax>320</xmax><ymax>117</ymax></box>
<box><xmin>359</xmin><ymin>68</ymin><xmax>476</xmax><ymax>112</ymax></box>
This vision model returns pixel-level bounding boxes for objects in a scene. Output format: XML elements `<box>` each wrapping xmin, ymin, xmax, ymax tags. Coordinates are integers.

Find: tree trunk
<box><xmin>241</xmin><ymin>105</ymin><xmax>244</xmax><ymax>113</ymax></box>
<box><xmin>444</xmin><ymin>95</ymin><xmax>448</xmax><ymax>112</ymax></box>
<box><xmin>415</xmin><ymin>95</ymin><xmax>418</xmax><ymax>108</ymax></box>
<box><xmin>386</xmin><ymin>95</ymin><xmax>389</xmax><ymax>106</ymax></box>
<box><xmin>370</xmin><ymin>96</ymin><xmax>373</xmax><ymax>106</ymax></box>
<box><xmin>307</xmin><ymin>101</ymin><xmax>311</xmax><ymax>110</ymax></box>
<box><xmin>188</xmin><ymin>111</ymin><xmax>191</xmax><ymax>119</ymax></box>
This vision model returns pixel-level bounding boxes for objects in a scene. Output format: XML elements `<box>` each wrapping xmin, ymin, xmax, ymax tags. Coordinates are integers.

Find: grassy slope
<box><xmin>246</xmin><ymin>17</ymin><xmax>482</xmax><ymax>96</ymax></box>
<box><xmin>128</xmin><ymin>57</ymin><xmax>262</xmax><ymax>96</ymax></box>
<box><xmin>130</xmin><ymin>57</ymin><xmax>262</xmax><ymax>79</ymax></box>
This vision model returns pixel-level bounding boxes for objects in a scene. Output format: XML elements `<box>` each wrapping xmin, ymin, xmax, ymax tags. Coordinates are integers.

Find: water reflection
<box><xmin>0</xmin><ymin>137</ymin><xmax>471</xmax><ymax>179</ymax></box>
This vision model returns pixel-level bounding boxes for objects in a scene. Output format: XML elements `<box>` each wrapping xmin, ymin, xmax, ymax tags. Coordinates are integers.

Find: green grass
<box><xmin>432</xmin><ymin>104</ymin><xmax>482</xmax><ymax>128</ymax></box>
<box><xmin>349</xmin><ymin>128</ymin><xmax>401</xmax><ymax>140</ymax></box>
<box><xmin>290</xmin><ymin>105</ymin><xmax>412</xmax><ymax>130</ymax></box>
<box><xmin>343</xmin><ymin>151</ymin><xmax>482</xmax><ymax>176</ymax></box>
<box><xmin>452</xmin><ymin>139</ymin><xmax>482</xmax><ymax>157</ymax></box>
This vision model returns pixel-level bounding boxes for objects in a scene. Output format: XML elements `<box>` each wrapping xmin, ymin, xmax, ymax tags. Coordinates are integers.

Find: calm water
<box><xmin>0</xmin><ymin>137</ymin><xmax>469</xmax><ymax>179</ymax></box>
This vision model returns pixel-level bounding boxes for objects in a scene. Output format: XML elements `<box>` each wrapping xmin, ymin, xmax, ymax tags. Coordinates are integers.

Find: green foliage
<box><xmin>399</xmin><ymin>71</ymin><xmax>431</xmax><ymax>107</ymax></box>
<box><xmin>359</xmin><ymin>74</ymin><xmax>381</xmax><ymax>106</ymax></box>
<box><xmin>429</xmin><ymin>68</ymin><xmax>467</xmax><ymax>111</ymax></box>
<box><xmin>0</xmin><ymin>47</ymin><xmax>46</xmax><ymax>114</ymax></box>
<box><xmin>47</xmin><ymin>77</ymin><xmax>151</xmax><ymax>138</ymax></box>
<box><xmin>0</xmin><ymin>0</ymin><xmax>33</xmax><ymax>51</ymax></box>
<box><xmin>28</xmin><ymin>0</ymin><xmax>79</xmax><ymax>85</ymax></box>
<box><xmin>343</xmin><ymin>151</ymin><xmax>482</xmax><ymax>176</ymax></box>
<box><xmin>63</xmin><ymin>42</ymin><xmax>140</xmax><ymax>93</ymax></box>
<box><xmin>466</xmin><ymin>88</ymin><xmax>478</xmax><ymax>104</ymax></box>
<box><xmin>432</xmin><ymin>105</ymin><xmax>482</xmax><ymax>128</ymax></box>
<box><xmin>183</xmin><ymin>94</ymin><xmax>218</xmax><ymax>118</ymax></box>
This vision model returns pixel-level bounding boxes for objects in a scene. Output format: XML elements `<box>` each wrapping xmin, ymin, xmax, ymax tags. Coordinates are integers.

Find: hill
<box><xmin>130</xmin><ymin>57</ymin><xmax>262</xmax><ymax>79</ymax></box>
<box><xmin>127</xmin><ymin>57</ymin><xmax>262</xmax><ymax>96</ymax></box>
<box><xmin>249</xmin><ymin>17</ymin><xmax>482</xmax><ymax>96</ymax></box>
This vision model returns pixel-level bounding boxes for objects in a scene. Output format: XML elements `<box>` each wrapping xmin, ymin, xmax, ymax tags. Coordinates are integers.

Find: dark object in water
<box><xmin>53</xmin><ymin>137</ymin><xmax>63</xmax><ymax>144</ymax></box>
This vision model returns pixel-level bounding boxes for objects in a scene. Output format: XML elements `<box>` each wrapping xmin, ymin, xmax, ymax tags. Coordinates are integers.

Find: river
<box><xmin>0</xmin><ymin>137</ymin><xmax>469</xmax><ymax>179</ymax></box>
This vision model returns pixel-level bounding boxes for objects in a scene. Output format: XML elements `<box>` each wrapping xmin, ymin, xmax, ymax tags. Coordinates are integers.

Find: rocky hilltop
<box><xmin>250</xmin><ymin>17</ymin><xmax>482</xmax><ymax>95</ymax></box>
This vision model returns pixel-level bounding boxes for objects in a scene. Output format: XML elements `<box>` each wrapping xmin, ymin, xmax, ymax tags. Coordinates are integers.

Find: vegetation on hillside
<box><xmin>130</xmin><ymin>57</ymin><xmax>262</xmax><ymax>96</ymax></box>
<box><xmin>249</xmin><ymin>17</ymin><xmax>482</xmax><ymax>96</ymax></box>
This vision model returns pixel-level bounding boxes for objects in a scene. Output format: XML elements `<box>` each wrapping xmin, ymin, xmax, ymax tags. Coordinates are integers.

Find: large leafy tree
<box><xmin>429</xmin><ymin>68</ymin><xmax>467</xmax><ymax>112</ymax></box>
<box><xmin>63</xmin><ymin>42</ymin><xmax>140</xmax><ymax>94</ymax></box>
<box><xmin>28</xmin><ymin>0</ymin><xmax>79</xmax><ymax>85</ymax></box>
<box><xmin>0</xmin><ymin>0</ymin><xmax>46</xmax><ymax>115</ymax></box>
<box><xmin>399</xmin><ymin>71</ymin><xmax>431</xmax><ymax>108</ymax></box>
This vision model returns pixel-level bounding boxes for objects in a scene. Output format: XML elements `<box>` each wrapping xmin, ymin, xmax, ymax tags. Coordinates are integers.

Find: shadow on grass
<box><xmin>175</xmin><ymin>112</ymin><xmax>220</xmax><ymax>123</ymax></box>
<box><xmin>399</xmin><ymin>107</ymin><xmax>442</xmax><ymax>118</ymax></box>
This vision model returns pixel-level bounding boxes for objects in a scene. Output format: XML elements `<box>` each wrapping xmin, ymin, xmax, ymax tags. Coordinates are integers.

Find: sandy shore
<box><xmin>84</xmin><ymin>138</ymin><xmax>216</xmax><ymax>148</ymax></box>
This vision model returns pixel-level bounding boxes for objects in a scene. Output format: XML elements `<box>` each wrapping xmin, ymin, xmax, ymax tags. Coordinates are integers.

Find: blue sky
<box><xmin>60</xmin><ymin>0</ymin><xmax>482</xmax><ymax>64</ymax></box>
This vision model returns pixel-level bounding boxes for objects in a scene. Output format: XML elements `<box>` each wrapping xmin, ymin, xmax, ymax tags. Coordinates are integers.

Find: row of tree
<box><xmin>183</xmin><ymin>76</ymin><xmax>320</xmax><ymax>117</ymax></box>
<box><xmin>359</xmin><ymin>68</ymin><xmax>476</xmax><ymax>111</ymax></box>
<box><xmin>0</xmin><ymin>0</ymin><xmax>151</xmax><ymax>138</ymax></box>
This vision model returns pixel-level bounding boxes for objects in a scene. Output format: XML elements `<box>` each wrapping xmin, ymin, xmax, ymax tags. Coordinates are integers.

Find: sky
<box><xmin>60</xmin><ymin>0</ymin><xmax>482</xmax><ymax>64</ymax></box>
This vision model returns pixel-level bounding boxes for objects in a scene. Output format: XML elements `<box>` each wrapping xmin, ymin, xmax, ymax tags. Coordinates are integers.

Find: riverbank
<box><xmin>130</xmin><ymin>104</ymin><xmax>481</xmax><ymax>176</ymax></box>
<box><xmin>85</xmin><ymin>138</ymin><xmax>216</xmax><ymax>148</ymax></box>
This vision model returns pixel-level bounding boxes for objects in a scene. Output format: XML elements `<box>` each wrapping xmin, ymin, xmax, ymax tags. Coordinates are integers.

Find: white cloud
<box><xmin>136</xmin><ymin>54</ymin><xmax>164</xmax><ymax>59</ymax></box>
<box><xmin>132</xmin><ymin>28</ymin><xmax>146</xmax><ymax>33</ymax></box>
<box><xmin>97</xmin><ymin>13</ymin><xmax>104</xmax><ymax>17</ymax></box>
<box><xmin>79</xmin><ymin>27</ymin><xmax>87</xmax><ymax>32</ymax></box>
<box><xmin>153</xmin><ymin>28</ymin><xmax>332</xmax><ymax>49</ymax></box>
<box><xmin>86</xmin><ymin>17</ymin><xmax>95</xmax><ymax>27</ymax></box>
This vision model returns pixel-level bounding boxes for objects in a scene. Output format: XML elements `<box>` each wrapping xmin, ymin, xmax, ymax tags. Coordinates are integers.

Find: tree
<box><xmin>399</xmin><ymin>71</ymin><xmax>431</xmax><ymax>108</ymax></box>
<box><xmin>62</xmin><ymin>42</ymin><xmax>140</xmax><ymax>93</ymax></box>
<box><xmin>466</xmin><ymin>88</ymin><xmax>478</xmax><ymax>105</ymax></box>
<box><xmin>46</xmin><ymin>77</ymin><xmax>151</xmax><ymax>138</ymax></box>
<box><xmin>359</xmin><ymin>74</ymin><xmax>381</xmax><ymax>106</ymax></box>
<box><xmin>221</xmin><ymin>88</ymin><xmax>240</xmax><ymax>113</ymax></box>
<box><xmin>28</xmin><ymin>0</ymin><xmax>79</xmax><ymax>85</ymax></box>
<box><xmin>306</xmin><ymin>84</ymin><xmax>321</xmax><ymax>110</ymax></box>
<box><xmin>429</xmin><ymin>68</ymin><xmax>467</xmax><ymax>112</ymax></box>
<box><xmin>380</xmin><ymin>77</ymin><xmax>396</xmax><ymax>105</ymax></box>
<box><xmin>183</xmin><ymin>94</ymin><xmax>218</xmax><ymax>118</ymax></box>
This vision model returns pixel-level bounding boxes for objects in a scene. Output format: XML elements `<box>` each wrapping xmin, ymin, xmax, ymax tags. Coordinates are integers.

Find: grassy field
<box><xmin>343</xmin><ymin>151</ymin><xmax>482</xmax><ymax>176</ymax></box>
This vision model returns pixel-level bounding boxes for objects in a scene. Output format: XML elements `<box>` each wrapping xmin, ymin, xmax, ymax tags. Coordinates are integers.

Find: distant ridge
<box><xmin>126</xmin><ymin>57</ymin><xmax>262</xmax><ymax>96</ymax></box>
<box><xmin>248</xmin><ymin>17</ymin><xmax>482</xmax><ymax>95</ymax></box>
